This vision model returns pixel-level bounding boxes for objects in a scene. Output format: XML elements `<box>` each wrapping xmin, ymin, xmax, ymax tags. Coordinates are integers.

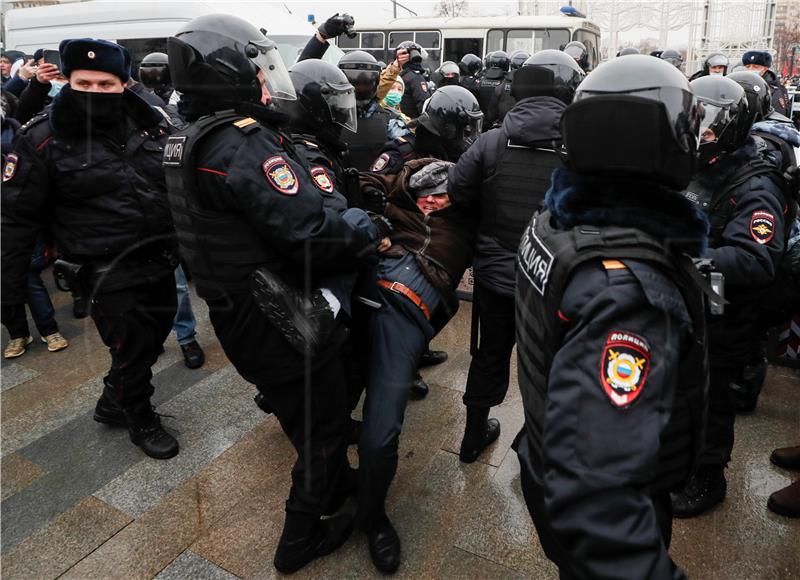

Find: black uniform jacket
<box><xmin>2</xmin><ymin>85</ymin><xmax>174</xmax><ymax>304</ymax></box>
<box><xmin>400</xmin><ymin>63</ymin><xmax>433</xmax><ymax>119</ymax></box>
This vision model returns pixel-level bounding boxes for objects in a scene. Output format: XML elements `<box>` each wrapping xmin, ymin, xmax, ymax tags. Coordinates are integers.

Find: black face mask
<box><xmin>69</xmin><ymin>89</ymin><xmax>125</xmax><ymax>127</ymax></box>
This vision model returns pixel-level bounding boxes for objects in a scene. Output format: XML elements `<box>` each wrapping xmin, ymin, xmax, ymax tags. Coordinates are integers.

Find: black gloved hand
<box><xmin>361</xmin><ymin>185</ymin><xmax>387</xmax><ymax>214</ymax></box>
<box><xmin>369</xmin><ymin>213</ymin><xmax>394</xmax><ymax>240</ymax></box>
<box><xmin>318</xmin><ymin>13</ymin><xmax>356</xmax><ymax>40</ymax></box>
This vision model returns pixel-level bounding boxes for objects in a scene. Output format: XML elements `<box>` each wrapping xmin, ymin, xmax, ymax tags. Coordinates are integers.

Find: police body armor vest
<box><xmin>480</xmin><ymin>131</ymin><xmax>563</xmax><ymax>251</ymax></box>
<box><xmin>515</xmin><ymin>211</ymin><xmax>708</xmax><ymax>495</ymax></box>
<box><xmin>342</xmin><ymin>108</ymin><xmax>393</xmax><ymax>171</ymax></box>
<box><xmin>162</xmin><ymin>110</ymin><xmax>276</xmax><ymax>299</ymax></box>
<box><xmin>478</xmin><ymin>74</ymin><xmax>503</xmax><ymax>115</ymax></box>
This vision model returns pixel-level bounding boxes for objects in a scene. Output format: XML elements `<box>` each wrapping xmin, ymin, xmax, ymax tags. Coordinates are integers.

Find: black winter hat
<box><xmin>59</xmin><ymin>38</ymin><xmax>131</xmax><ymax>82</ymax></box>
<box><xmin>742</xmin><ymin>51</ymin><xmax>772</xmax><ymax>68</ymax></box>
<box><xmin>33</xmin><ymin>48</ymin><xmax>44</xmax><ymax>62</ymax></box>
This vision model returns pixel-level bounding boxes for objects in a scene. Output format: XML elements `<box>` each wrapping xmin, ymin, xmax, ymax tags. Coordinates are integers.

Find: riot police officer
<box><xmin>458</xmin><ymin>53</ymin><xmax>483</xmax><ymax>99</ymax></box>
<box><xmin>563</xmin><ymin>40</ymin><xmax>591</xmax><ymax>72</ymax></box>
<box><xmin>485</xmin><ymin>51</ymin><xmax>525</xmax><ymax>129</ymax></box>
<box><xmin>514</xmin><ymin>54</ymin><xmax>709</xmax><ymax>579</ymax></box>
<box><xmin>449</xmin><ymin>50</ymin><xmax>584</xmax><ymax>464</ymax></box>
<box><xmin>671</xmin><ymin>75</ymin><xmax>788</xmax><ymax>518</ymax></box>
<box><xmin>477</xmin><ymin>50</ymin><xmax>509</xmax><ymax>117</ymax></box>
<box><xmin>617</xmin><ymin>46</ymin><xmax>640</xmax><ymax>57</ymax></box>
<box><xmin>510</xmin><ymin>50</ymin><xmax>530</xmax><ymax>71</ymax></box>
<box><xmin>434</xmin><ymin>60</ymin><xmax>461</xmax><ymax>87</ymax></box>
<box><xmin>396</xmin><ymin>40</ymin><xmax>433</xmax><ymax>118</ymax></box>
<box><xmin>689</xmin><ymin>52</ymin><xmax>730</xmax><ymax>80</ymax></box>
<box><xmin>661</xmin><ymin>48</ymin><xmax>684</xmax><ymax>70</ymax></box>
<box><xmin>164</xmin><ymin>14</ymin><xmax>377</xmax><ymax>573</ymax></box>
<box><xmin>338</xmin><ymin>50</ymin><xmax>410</xmax><ymax>171</ymax></box>
<box><xmin>138</xmin><ymin>52</ymin><xmax>173</xmax><ymax>102</ymax></box>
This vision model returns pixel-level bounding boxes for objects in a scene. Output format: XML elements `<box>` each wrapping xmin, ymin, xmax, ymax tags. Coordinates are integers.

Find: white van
<box><xmin>3</xmin><ymin>1</ymin><xmax>341</xmax><ymax>70</ymax></box>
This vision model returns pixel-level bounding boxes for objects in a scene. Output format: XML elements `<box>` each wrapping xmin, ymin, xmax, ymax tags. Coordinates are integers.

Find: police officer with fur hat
<box><xmin>514</xmin><ymin>54</ymin><xmax>711</xmax><ymax>578</ymax></box>
<box><xmin>2</xmin><ymin>38</ymin><xmax>180</xmax><ymax>459</ymax></box>
<box><xmin>742</xmin><ymin>50</ymin><xmax>791</xmax><ymax>117</ymax></box>
<box><xmin>449</xmin><ymin>50</ymin><xmax>584</xmax><ymax>465</ymax></box>
<box><xmin>164</xmin><ymin>14</ymin><xmax>379</xmax><ymax>573</ymax></box>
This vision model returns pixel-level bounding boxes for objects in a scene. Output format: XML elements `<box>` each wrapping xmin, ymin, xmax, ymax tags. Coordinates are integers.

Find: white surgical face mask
<box><xmin>48</xmin><ymin>80</ymin><xmax>66</xmax><ymax>98</ymax></box>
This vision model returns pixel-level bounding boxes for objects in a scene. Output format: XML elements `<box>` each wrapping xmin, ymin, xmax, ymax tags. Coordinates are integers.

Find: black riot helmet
<box><xmin>436</xmin><ymin>61</ymin><xmax>461</xmax><ymax>86</ymax></box>
<box><xmin>417</xmin><ymin>85</ymin><xmax>483</xmax><ymax>154</ymax></box>
<box><xmin>286</xmin><ymin>59</ymin><xmax>357</xmax><ymax>134</ymax></box>
<box><xmin>396</xmin><ymin>40</ymin><xmax>425</xmax><ymax>65</ymax></box>
<box><xmin>338</xmin><ymin>50</ymin><xmax>381</xmax><ymax>102</ymax></box>
<box><xmin>459</xmin><ymin>53</ymin><xmax>482</xmax><ymax>76</ymax></box>
<box><xmin>138</xmin><ymin>52</ymin><xmax>171</xmax><ymax>94</ymax></box>
<box><xmin>486</xmin><ymin>50</ymin><xmax>510</xmax><ymax>72</ymax></box>
<box><xmin>703</xmin><ymin>52</ymin><xmax>729</xmax><ymax>75</ymax></box>
<box><xmin>562</xmin><ymin>55</ymin><xmax>702</xmax><ymax>190</ymax></box>
<box><xmin>563</xmin><ymin>41</ymin><xmax>589</xmax><ymax>71</ymax></box>
<box><xmin>167</xmin><ymin>13</ymin><xmax>295</xmax><ymax>103</ymax></box>
<box><xmin>509</xmin><ymin>50</ymin><xmax>530</xmax><ymax>70</ymax></box>
<box><xmin>727</xmin><ymin>70</ymin><xmax>773</xmax><ymax>121</ymax></box>
<box><xmin>617</xmin><ymin>47</ymin><xmax>640</xmax><ymax>57</ymax></box>
<box><xmin>690</xmin><ymin>75</ymin><xmax>751</xmax><ymax>166</ymax></box>
<box><xmin>516</xmin><ymin>49</ymin><xmax>585</xmax><ymax>103</ymax></box>
<box><xmin>660</xmin><ymin>48</ymin><xmax>684</xmax><ymax>69</ymax></box>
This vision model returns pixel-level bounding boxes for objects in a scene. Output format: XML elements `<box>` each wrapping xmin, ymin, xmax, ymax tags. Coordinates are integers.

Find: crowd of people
<box><xmin>1</xmin><ymin>11</ymin><xmax>799</xmax><ymax>579</ymax></box>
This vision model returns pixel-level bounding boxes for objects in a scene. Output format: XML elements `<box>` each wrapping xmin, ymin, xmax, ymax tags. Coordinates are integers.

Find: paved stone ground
<box><xmin>1</xmin><ymin>276</ymin><xmax>798</xmax><ymax>579</ymax></box>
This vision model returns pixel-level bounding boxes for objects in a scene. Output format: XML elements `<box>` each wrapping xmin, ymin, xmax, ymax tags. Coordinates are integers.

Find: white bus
<box><xmin>3</xmin><ymin>1</ymin><xmax>341</xmax><ymax>71</ymax></box>
<box><xmin>335</xmin><ymin>13</ymin><xmax>601</xmax><ymax>72</ymax></box>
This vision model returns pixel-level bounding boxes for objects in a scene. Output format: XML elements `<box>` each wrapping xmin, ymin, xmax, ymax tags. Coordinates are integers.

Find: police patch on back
<box><xmin>517</xmin><ymin>218</ymin><xmax>554</xmax><ymax>296</ymax></box>
<box><xmin>163</xmin><ymin>136</ymin><xmax>187</xmax><ymax>167</ymax></box>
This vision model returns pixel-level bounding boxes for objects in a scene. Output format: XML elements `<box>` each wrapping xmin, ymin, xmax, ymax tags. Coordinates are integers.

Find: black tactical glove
<box><xmin>361</xmin><ymin>185</ymin><xmax>387</xmax><ymax>214</ymax></box>
<box><xmin>369</xmin><ymin>213</ymin><xmax>394</xmax><ymax>240</ymax></box>
<box><xmin>318</xmin><ymin>13</ymin><xmax>356</xmax><ymax>40</ymax></box>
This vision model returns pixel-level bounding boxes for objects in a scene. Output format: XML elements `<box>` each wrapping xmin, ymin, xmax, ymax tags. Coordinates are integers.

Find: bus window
<box><xmin>506</xmin><ymin>29</ymin><xmax>570</xmax><ymax>53</ymax></box>
<box><xmin>575</xmin><ymin>29</ymin><xmax>599</xmax><ymax>69</ymax></box>
<box><xmin>361</xmin><ymin>32</ymin><xmax>385</xmax><ymax>49</ymax></box>
<box><xmin>416</xmin><ymin>31</ymin><xmax>440</xmax><ymax>49</ymax></box>
<box><xmin>338</xmin><ymin>34</ymin><xmax>359</xmax><ymax>49</ymax></box>
<box><xmin>487</xmin><ymin>29</ymin><xmax>503</xmax><ymax>53</ymax></box>
<box><xmin>444</xmin><ymin>38</ymin><xmax>483</xmax><ymax>63</ymax></box>
<box><xmin>389</xmin><ymin>32</ymin><xmax>413</xmax><ymax>48</ymax></box>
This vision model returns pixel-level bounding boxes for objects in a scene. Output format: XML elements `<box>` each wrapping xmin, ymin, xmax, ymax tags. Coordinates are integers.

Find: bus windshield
<box><xmin>487</xmin><ymin>28</ymin><xmax>570</xmax><ymax>54</ymax></box>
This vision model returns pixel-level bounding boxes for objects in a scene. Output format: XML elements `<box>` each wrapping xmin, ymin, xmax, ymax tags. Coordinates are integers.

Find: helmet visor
<box><xmin>462</xmin><ymin>114</ymin><xmax>483</xmax><ymax>147</ymax></box>
<box><xmin>139</xmin><ymin>66</ymin><xmax>169</xmax><ymax>89</ymax></box>
<box><xmin>323</xmin><ymin>82</ymin><xmax>358</xmax><ymax>132</ymax></box>
<box><xmin>706</xmin><ymin>54</ymin><xmax>729</xmax><ymax>68</ymax></box>
<box><xmin>698</xmin><ymin>102</ymin><xmax>733</xmax><ymax>143</ymax></box>
<box><xmin>564</xmin><ymin>45</ymin><xmax>585</xmax><ymax>61</ymax></box>
<box><xmin>342</xmin><ymin>69</ymin><xmax>378</xmax><ymax>99</ymax></box>
<box><xmin>249</xmin><ymin>40</ymin><xmax>296</xmax><ymax>101</ymax></box>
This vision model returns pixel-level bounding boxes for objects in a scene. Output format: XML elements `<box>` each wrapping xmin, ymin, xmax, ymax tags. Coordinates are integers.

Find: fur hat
<box><xmin>742</xmin><ymin>51</ymin><xmax>772</xmax><ymax>69</ymax></box>
<box><xmin>59</xmin><ymin>38</ymin><xmax>131</xmax><ymax>82</ymax></box>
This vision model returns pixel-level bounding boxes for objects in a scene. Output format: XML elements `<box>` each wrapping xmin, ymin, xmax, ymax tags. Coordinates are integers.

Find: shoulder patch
<box><xmin>600</xmin><ymin>331</ymin><xmax>651</xmax><ymax>409</ymax></box>
<box><xmin>310</xmin><ymin>166</ymin><xmax>334</xmax><ymax>193</ymax></box>
<box><xmin>750</xmin><ymin>210</ymin><xmax>775</xmax><ymax>244</ymax></box>
<box><xmin>517</xmin><ymin>221</ymin><xmax>554</xmax><ymax>296</ymax></box>
<box><xmin>371</xmin><ymin>152</ymin><xmax>390</xmax><ymax>173</ymax></box>
<box><xmin>263</xmin><ymin>156</ymin><xmax>299</xmax><ymax>195</ymax></box>
<box><xmin>233</xmin><ymin>117</ymin><xmax>257</xmax><ymax>129</ymax></box>
<box><xmin>3</xmin><ymin>154</ymin><xmax>19</xmax><ymax>182</ymax></box>
<box><xmin>162</xmin><ymin>136</ymin><xmax>186</xmax><ymax>167</ymax></box>
<box><xmin>602</xmin><ymin>260</ymin><xmax>626</xmax><ymax>270</ymax></box>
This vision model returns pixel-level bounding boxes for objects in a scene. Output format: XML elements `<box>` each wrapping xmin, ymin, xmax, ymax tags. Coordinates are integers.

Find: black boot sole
<box><xmin>251</xmin><ymin>269</ymin><xmax>318</xmax><ymax>355</ymax></box>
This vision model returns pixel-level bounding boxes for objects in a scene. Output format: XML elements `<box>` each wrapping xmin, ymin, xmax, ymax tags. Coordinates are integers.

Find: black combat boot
<box><xmin>125</xmin><ymin>404</ymin><xmax>179</xmax><ymax>460</ymax></box>
<box><xmin>367</xmin><ymin>513</ymin><xmax>401</xmax><ymax>574</ymax></box>
<box><xmin>250</xmin><ymin>267</ymin><xmax>336</xmax><ymax>356</ymax></box>
<box><xmin>410</xmin><ymin>373</ymin><xmax>430</xmax><ymax>399</ymax></box>
<box><xmin>459</xmin><ymin>405</ymin><xmax>501</xmax><ymax>463</ymax></box>
<box><xmin>419</xmin><ymin>349</ymin><xmax>448</xmax><ymax>367</ymax></box>
<box><xmin>274</xmin><ymin>511</ymin><xmax>355</xmax><ymax>574</ymax></box>
<box><xmin>670</xmin><ymin>466</ymin><xmax>727</xmax><ymax>518</ymax></box>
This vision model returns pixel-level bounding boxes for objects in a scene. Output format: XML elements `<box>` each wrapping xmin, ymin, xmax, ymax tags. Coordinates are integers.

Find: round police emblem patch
<box><xmin>371</xmin><ymin>153</ymin><xmax>390</xmax><ymax>173</ymax></box>
<box><xmin>262</xmin><ymin>156</ymin><xmax>298</xmax><ymax>195</ymax></box>
<box><xmin>310</xmin><ymin>167</ymin><xmax>334</xmax><ymax>193</ymax></box>
<box><xmin>749</xmin><ymin>210</ymin><xmax>775</xmax><ymax>245</ymax></box>
<box><xmin>3</xmin><ymin>154</ymin><xmax>18</xmax><ymax>182</ymax></box>
<box><xmin>600</xmin><ymin>331</ymin><xmax>651</xmax><ymax>409</ymax></box>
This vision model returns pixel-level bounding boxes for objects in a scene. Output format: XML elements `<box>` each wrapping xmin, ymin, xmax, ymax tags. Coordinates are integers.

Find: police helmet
<box><xmin>417</xmin><ymin>85</ymin><xmax>483</xmax><ymax>152</ymax></box>
<box><xmin>509</xmin><ymin>50</ymin><xmax>530</xmax><ymax>70</ymax></box>
<box><xmin>338</xmin><ymin>50</ymin><xmax>381</xmax><ymax>102</ymax></box>
<box><xmin>727</xmin><ymin>70</ymin><xmax>772</xmax><ymax>121</ymax></box>
<box><xmin>459</xmin><ymin>53</ymin><xmax>482</xmax><ymax>76</ymax></box>
<box><xmin>562</xmin><ymin>55</ymin><xmax>702</xmax><ymax>190</ymax></box>
<box><xmin>703</xmin><ymin>52</ymin><xmax>729</xmax><ymax>75</ymax></box>
<box><xmin>617</xmin><ymin>47</ymin><xmax>640</xmax><ymax>57</ymax></box>
<box><xmin>138</xmin><ymin>52</ymin><xmax>171</xmax><ymax>92</ymax></box>
<box><xmin>690</xmin><ymin>75</ymin><xmax>751</xmax><ymax>166</ymax></box>
<box><xmin>517</xmin><ymin>49</ymin><xmax>585</xmax><ymax>103</ymax></box>
<box><xmin>564</xmin><ymin>41</ymin><xmax>589</xmax><ymax>71</ymax></box>
<box><xmin>287</xmin><ymin>59</ymin><xmax>357</xmax><ymax>133</ymax></box>
<box><xmin>167</xmin><ymin>14</ymin><xmax>295</xmax><ymax>103</ymax></box>
<box><xmin>486</xmin><ymin>51</ymin><xmax>510</xmax><ymax>72</ymax></box>
<box><xmin>660</xmin><ymin>48</ymin><xmax>684</xmax><ymax>68</ymax></box>
<box><xmin>436</xmin><ymin>61</ymin><xmax>461</xmax><ymax>86</ymax></box>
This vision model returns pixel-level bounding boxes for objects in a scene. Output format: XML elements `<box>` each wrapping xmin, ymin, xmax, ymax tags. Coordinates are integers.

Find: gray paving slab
<box><xmin>1</xmin><ymin>363</ymin><xmax>40</xmax><ymax>392</ymax></box>
<box><xmin>1</xmin><ymin>360</ymin><xmax>211</xmax><ymax>553</ymax></box>
<box><xmin>155</xmin><ymin>549</ymin><xmax>240</xmax><ymax>580</ymax></box>
<box><xmin>94</xmin><ymin>365</ymin><xmax>265</xmax><ymax>517</ymax></box>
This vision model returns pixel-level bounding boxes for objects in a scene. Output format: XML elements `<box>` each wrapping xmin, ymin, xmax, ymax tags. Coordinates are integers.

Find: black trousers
<box><xmin>699</xmin><ymin>364</ymin><xmax>739</xmax><ymax>468</ymax></box>
<box><xmin>90</xmin><ymin>275</ymin><xmax>176</xmax><ymax>410</ymax></box>
<box><xmin>519</xmin><ymin>465</ymin><xmax>673</xmax><ymax>580</ymax></box>
<box><xmin>463</xmin><ymin>281</ymin><xmax>516</xmax><ymax>408</ymax></box>
<box><xmin>208</xmin><ymin>293</ymin><xmax>350</xmax><ymax>528</ymax></box>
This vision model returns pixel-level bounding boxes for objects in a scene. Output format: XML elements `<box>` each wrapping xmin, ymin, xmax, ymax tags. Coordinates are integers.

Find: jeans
<box><xmin>172</xmin><ymin>265</ymin><xmax>197</xmax><ymax>346</ymax></box>
<box><xmin>2</xmin><ymin>242</ymin><xmax>59</xmax><ymax>339</ymax></box>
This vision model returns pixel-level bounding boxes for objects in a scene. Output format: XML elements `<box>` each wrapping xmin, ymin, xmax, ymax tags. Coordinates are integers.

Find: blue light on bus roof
<box><xmin>560</xmin><ymin>6</ymin><xmax>586</xmax><ymax>18</ymax></box>
<box><xmin>307</xmin><ymin>14</ymin><xmax>315</xmax><ymax>23</ymax></box>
